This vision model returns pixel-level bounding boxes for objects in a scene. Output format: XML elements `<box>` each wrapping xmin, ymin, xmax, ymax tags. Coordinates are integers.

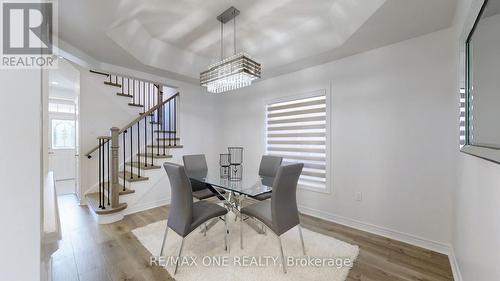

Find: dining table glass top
<box><xmin>187</xmin><ymin>166</ymin><xmax>275</xmax><ymax>197</ymax></box>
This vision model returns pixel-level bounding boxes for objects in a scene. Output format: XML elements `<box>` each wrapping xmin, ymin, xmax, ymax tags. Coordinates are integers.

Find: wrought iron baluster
<box><xmin>101</xmin><ymin>140</ymin><xmax>105</xmax><ymax>209</ymax></box>
<box><xmin>169</xmin><ymin>100</ymin><xmax>173</xmax><ymax>147</ymax></box>
<box><xmin>137</xmin><ymin>122</ymin><xmax>141</xmax><ymax>178</ymax></box>
<box><xmin>162</xmin><ymin>102</ymin><xmax>166</xmax><ymax>155</ymax></box>
<box><xmin>130</xmin><ymin>125</ymin><xmax>133</xmax><ymax>180</ymax></box>
<box><xmin>133</xmin><ymin>79</ymin><xmax>136</xmax><ymax>104</ymax></box>
<box><xmin>107</xmin><ymin>141</ymin><xmax>110</xmax><ymax>206</ymax></box>
<box><xmin>151</xmin><ymin>112</ymin><xmax>154</xmax><ymax>166</ymax></box>
<box><xmin>144</xmin><ymin>117</ymin><xmax>148</xmax><ymax>167</ymax></box>
<box><xmin>174</xmin><ymin>96</ymin><xmax>177</xmax><ymax>146</ymax></box>
<box><xmin>142</xmin><ymin>82</ymin><xmax>146</xmax><ymax>113</ymax></box>
<box><xmin>123</xmin><ymin>131</ymin><xmax>126</xmax><ymax>191</ymax></box>
<box><xmin>147</xmin><ymin>83</ymin><xmax>150</xmax><ymax>111</ymax></box>
<box><xmin>98</xmin><ymin>139</ymin><xmax>102</xmax><ymax>208</ymax></box>
<box><xmin>157</xmin><ymin>106</ymin><xmax>160</xmax><ymax>156</ymax></box>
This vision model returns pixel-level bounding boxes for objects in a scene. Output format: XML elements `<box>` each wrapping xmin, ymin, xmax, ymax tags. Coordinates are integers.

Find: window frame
<box><xmin>265</xmin><ymin>89</ymin><xmax>331</xmax><ymax>194</ymax></box>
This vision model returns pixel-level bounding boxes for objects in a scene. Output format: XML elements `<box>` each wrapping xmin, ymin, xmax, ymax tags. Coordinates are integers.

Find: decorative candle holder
<box><xmin>228</xmin><ymin>147</ymin><xmax>243</xmax><ymax>165</ymax></box>
<box><xmin>219</xmin><ymin>153</ymin><xmax>230</xmax><ymax>179</ymax></box>
<box><xmin>228</xmin><ymin>147</ymin><xmax>244</xmax><ymax>181</ymax></box>
<box><xmin>229</xmin><ymin>164</ymin><xmax>243</xmax><ymax>181</ymax></box>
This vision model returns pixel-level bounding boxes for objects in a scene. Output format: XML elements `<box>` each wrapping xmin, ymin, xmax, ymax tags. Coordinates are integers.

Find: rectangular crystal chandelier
<box><xmin>200</xmin><ymin>52</ymin><xmax>261</xmax><ymax>93</ymax></box>
<box><xmin>200</xmin><ymin>7</ymin><xmax>261</xmax><ymax>94</ymax></box>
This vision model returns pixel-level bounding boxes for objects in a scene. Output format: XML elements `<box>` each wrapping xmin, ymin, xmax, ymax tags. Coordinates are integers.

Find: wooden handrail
<box><xmin>89</xmin><ymin>69</ymin><xmax>167</xmax><ymax>88</ymax></box>
<box><xmin>89</xmin><ymin>70</ymin><xmax>110</xmax><ymax>77</ymax></box>
<box><xmin>85</xmin><ymin>92</ymin><xmax>179</xmax><ymax>157</ymax></box>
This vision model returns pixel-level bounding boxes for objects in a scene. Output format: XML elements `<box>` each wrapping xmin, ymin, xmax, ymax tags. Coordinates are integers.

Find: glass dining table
<box><xmin>187</xmin><ymin>167</ymin><xmax>275</xmax><ymax>233</ymax></box>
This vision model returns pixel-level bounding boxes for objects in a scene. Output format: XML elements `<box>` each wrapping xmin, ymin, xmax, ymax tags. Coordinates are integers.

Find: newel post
<box><xmin>110</xmin><ymin>127</ymin><xmax>120</xmax><ymax>208</ymax></box>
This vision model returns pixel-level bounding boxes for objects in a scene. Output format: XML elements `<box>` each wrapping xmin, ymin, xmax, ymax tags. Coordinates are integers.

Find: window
<box><xmin>52</xmin><ymin>119</ymin><xmax>75</xmax><ymax>149</ymax></box>
<box><xmin>266</xmin><ymin>91</ymin><xmax>328</xmax><ymax>192</ymax></box>
<box><xmin>49</xmin><ymin>102</ymin><xmax>75</xmax><ymax>114</ymax></box>
<box><xmin>459</xmin><ymin>88</ymin><xmax>466</xmax><ymax>147</ymax></box>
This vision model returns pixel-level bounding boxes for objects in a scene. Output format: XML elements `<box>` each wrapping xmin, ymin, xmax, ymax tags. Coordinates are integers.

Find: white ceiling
<box><xmin>59</xmin><ymin>0</ymin><xmax>457</xmax><ymax>83</ymax></box>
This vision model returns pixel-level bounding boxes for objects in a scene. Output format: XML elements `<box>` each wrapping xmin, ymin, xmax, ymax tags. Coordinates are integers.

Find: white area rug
<box><xmin>132</xmin><ymin>215</ymin><xmax>359</xmax><ymax>281</ymax></box>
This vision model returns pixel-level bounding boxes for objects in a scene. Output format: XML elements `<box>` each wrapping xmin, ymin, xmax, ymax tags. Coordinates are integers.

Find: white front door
<box><xmin>48</xmin><ymin>115</ymin><xmax>77</xmax><ymax>194</ymax></box>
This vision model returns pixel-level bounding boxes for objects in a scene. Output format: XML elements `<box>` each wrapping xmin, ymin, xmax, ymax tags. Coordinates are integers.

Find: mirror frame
<box><xmin>459</xmin><ymin>0</ymin><xmax>500</xmax><ymax>163</ymax></box>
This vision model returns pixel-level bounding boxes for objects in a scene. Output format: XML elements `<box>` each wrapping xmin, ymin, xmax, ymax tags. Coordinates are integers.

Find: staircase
<box><xmin>84</xmin><ymin>70</ymin><xmax>182</xmax><ymax>217</ymax></box>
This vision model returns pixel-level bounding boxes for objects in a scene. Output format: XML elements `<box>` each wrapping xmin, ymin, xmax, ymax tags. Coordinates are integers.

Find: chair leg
<box><xmin>298</xmin><ymin>225</ymin><xmax>306</xmax><ymax>256</ymax></box>
<box><xmin>240</xmin><ymin>214</ymin><xmax>243</xmax><ymax>250</ymax></box>
<box><xmin>174</xmin><ymin>238</ymin><xmax>185</xmax><ymax>275</ymax></box>
<box><xmin>224</xmin><ymin>214</ymin><xmax>230</xmax><ymax>253</ymax></box>
<box><xmin>159</xmin><ymin>225</ymin><xmax>169</xmax><ymax>256</ymax></box>
<box><xmin>277</xmin><ymin>236</ymin><xmax>287</xmax><ymax>274</ymax></box>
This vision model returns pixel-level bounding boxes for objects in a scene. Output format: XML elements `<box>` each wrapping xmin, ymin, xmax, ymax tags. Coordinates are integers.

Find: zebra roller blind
<box><xmin>266</xmin><ymin>93</ymin><xmax>328</xmax><ymax>191</ymax></box>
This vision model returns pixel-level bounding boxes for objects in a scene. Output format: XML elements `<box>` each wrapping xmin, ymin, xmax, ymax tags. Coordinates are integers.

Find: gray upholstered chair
<box><xmin>240</xmin><ymin>163</ymin><xmax>305</xmax><ymax>273</ymax></box>
<box><xmin>182</xmin><ymin>154</ymin><xmax>225</xmax><ymax>200</ymax></box>
<box><xmin>251</xmin><ymin>155</ymin><xmax>283</xmax><ymax>201</ymax></box>
<box><xmin>160</xmin><ymin>162</ymin><xmax>229</xmax><ymax>275</ymax></box>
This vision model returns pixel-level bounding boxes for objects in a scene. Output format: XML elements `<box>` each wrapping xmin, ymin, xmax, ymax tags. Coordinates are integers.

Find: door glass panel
<box><xmin>52</xmin><ymin>119</ymin><xmax>75</xmax><ymax>149</ymax></box>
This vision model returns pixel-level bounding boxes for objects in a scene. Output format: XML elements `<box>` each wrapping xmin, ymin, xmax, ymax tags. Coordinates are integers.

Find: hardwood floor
<box><xmin>53</xmin><ymin>194</ymin><xmax>453</xmax><ymax>281</ymax></box>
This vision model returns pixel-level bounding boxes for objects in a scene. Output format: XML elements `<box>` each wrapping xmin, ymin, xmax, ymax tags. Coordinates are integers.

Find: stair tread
<box><xmin>146</xmin><ymin>144</ymin><xmax>183</xmax><ymax>149</ymax></box>
<box><xmin>119</xmin><ymin>188</ymin><xmax>135</xmax><ymax>195</ymax></box>
<box><xmin>155</xmin><ymin>130</ymin><xmax>177</xmax><ymax>133</ymax></box>
<box><xmin>117</xmin><ymin>93</ymin><xmax>133</xmax><ymax>98</ymax></box>
<box><xmin>100</xmin><ymin>182</ymin><xmax>135</xmax><ymax>195</ymax></box>
<box><xmin>137</xmin><ymin>153</ymin><xmax>173</xmax><ymax>159</ymax></box>
<box><xmin>104</xmin><ymin>82</ymin><xmax>122</xmax><ymax>88</ymax></box>
<box><xmin>85</xmin><ymin>192</ymin><xmax>127</xmax><ymax>215</ymax></box>
<box><xmin>125</xmin><ymin>162</ymin><xmax>161</xmax><ymax>170</ymax></box>
<box><xmin>118</xmin><ymin>171</ymin><xmax>149</xmax><ymax>182</ymax></box>
<box><xmin>128</xmin><ymin>103</ymin><xmax>144</xmax><ymax>107</ymax></box>
<box><xmin>157</xmin><ymin>137</ymin><xmax>180</xmax><ymax>141</ymax></box>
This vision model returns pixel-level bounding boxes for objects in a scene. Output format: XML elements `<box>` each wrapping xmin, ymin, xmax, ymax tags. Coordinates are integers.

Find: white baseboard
<box><xmin>448</xmin><ymin>249</ymin><xmax>463</xmax><ymax>281</ymax></box>
<box><xmin>298</xmin><ymin>205</ymin><xmax>452</xmax><ymax>254</ymax></box>
<box><xmin>124</xmin><ymin>198</ymin><xmax>170</xmax><ymax>216</ymax></box>
<box><xmin>298</xmin><ymin>205</ymin><xmax>463</xmax><ymax>280</ymax></box>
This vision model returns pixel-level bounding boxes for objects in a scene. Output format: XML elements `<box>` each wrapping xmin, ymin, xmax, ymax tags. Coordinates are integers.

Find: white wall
<box><xmin>452</xmin><ymin>0</ymin><xmax>500</xmax><ymax>280</ymax></box>
<box><xmin>0</xmin><ymin>69</ymin><xmax>42</xmax><ymax>281</ymax></box>
<box><xmin>213</xmin><ymin>28</ymin><xmax>457</xmax><ymax>250</ymax></box>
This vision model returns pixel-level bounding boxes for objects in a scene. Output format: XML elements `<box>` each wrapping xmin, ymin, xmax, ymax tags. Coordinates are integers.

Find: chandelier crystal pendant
<box><xmin>200</xmin><ymin>7</ymin><xmax>261</xmax><ymax>94</ymax></box>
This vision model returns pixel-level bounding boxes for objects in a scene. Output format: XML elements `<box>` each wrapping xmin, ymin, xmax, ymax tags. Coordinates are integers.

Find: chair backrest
<box><xmin>271</xmin><ymin>163</ymin><xmax>304</xmax><ymax>236</ymax></box>
<box><xmin>183</xmin><ymin>154</ymin><xmax>208</xmax><ymax>175</ymax></box>
<box><xmin>182</xmin><ymin>154</ymin><xmax>209</xmax><ymax>192</ymax></box>
<box><xmin>163</xmin><ymin>162</ymin><xmax>193</xmax><ymax>237</ymax></box>
<box><xmin>258</xmin><ymin>155</ymin><xmax>283</xmax><ymax>178</ymax></box>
